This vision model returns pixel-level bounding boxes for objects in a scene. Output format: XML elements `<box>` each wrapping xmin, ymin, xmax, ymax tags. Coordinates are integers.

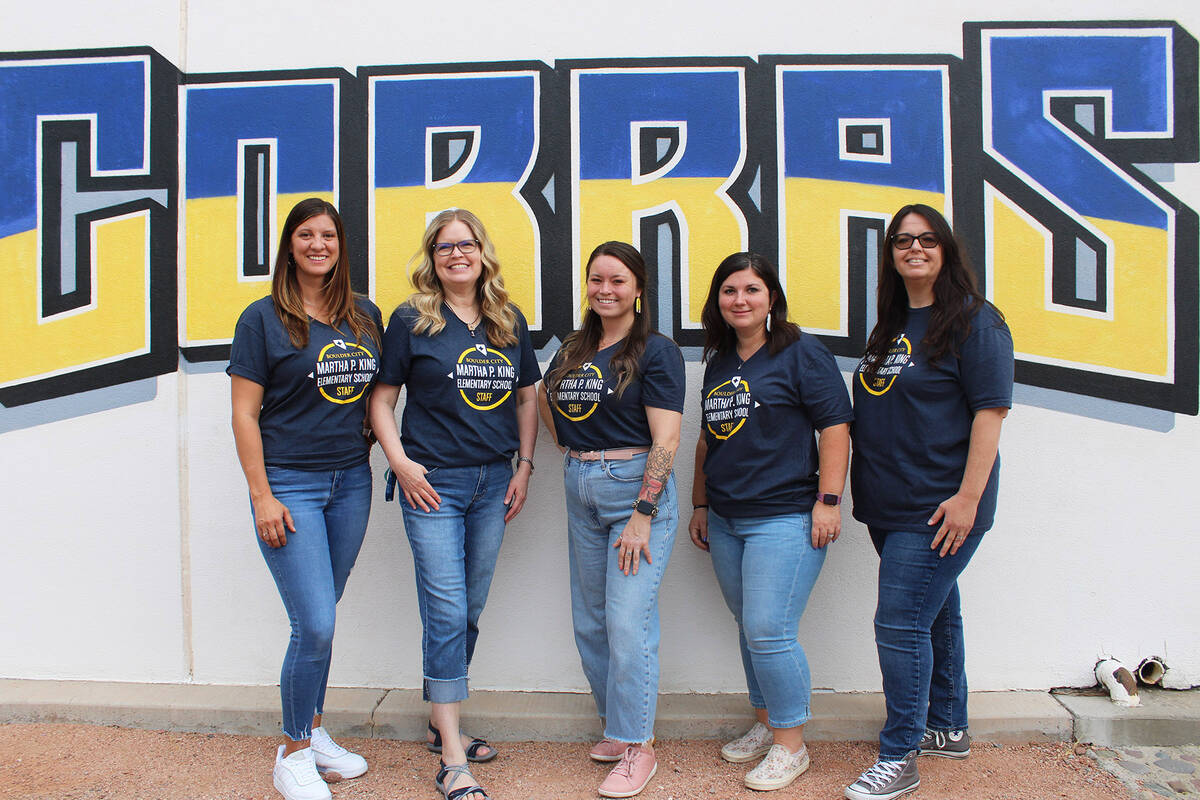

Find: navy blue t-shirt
<box><xmin>701</xmin><ymin>334</ymin><xmax>854</xmax><ymax>518</ymax></box>
<box><xmin>547</xmin><ymin>334</ymin><xmax>685</xmax><ymax>451</ymax></box>
<box><xmin>227</xmin><ymin>296</ymin><xmax>383</xmax><ymax>470</ymax></box>
<box><xmin>378</xmin><ymin>303</ymin><xmax>541</xmax><ymax>468</ymax></box>
<box><xmin>851</xmin><ymin>303</ymin><xmax>1014</xmax><ymax>534</ymax></box>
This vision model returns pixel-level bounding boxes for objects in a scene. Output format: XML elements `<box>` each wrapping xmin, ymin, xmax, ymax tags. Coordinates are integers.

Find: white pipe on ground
<box><xmin>1095</xmin><ymin>658</ymin><xmax>1141</xmax><ymax>707</ymax></box>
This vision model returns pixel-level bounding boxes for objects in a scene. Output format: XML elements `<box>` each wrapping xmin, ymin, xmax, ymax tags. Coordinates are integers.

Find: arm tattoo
<box><xmin>638</xmin><ymin>444</ymin><xmax>674</xmax><ymax>504</ymax></box>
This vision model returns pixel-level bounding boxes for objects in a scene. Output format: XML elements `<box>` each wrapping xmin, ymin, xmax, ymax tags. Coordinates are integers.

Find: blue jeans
<box><xmin>563</xmin><ymin>452</ymin><xmax>678</xmax><ymax>743</ymax></box>
<box><xmin>400</xmin><ymin>461</ymin><xmax>511</xmax><ymax>703</ymax></box>
<box><xmin>707</xmin><ymin>511</ymin><xmax>826</xmax><ymax>728</ymax></box>
<box><xmin>870</xmin><ymin>527</ymin><xmax>983</xmax><ymax>759</ymax></box>
<box><xmin>256</xmin><ymin>462</ymin><xmax>372</xmax><ymax>741</ymax></box>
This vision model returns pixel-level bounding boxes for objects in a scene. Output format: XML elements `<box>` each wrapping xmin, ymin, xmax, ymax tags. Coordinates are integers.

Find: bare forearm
<box><xmin>958</xmin><ymin>407</ymin><xmax>1007</xmax><ymax>501</ymax></box>
<box><xmin>817</xmin><ymin>422</ymin><xmax>850</xmax><ymax>496</ymax></box>
<box><xmin>638</xmin><ymin>444</ymin><xmax>675</xmax><ymax>505</ymax></box>
<box><xmin>691</xmin><ymin>437</ymin><xmax>708</xmax><ymax>507</ymax></box>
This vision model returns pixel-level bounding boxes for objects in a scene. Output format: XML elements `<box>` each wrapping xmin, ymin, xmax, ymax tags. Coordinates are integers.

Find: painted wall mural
<box><xmin>1</xmin><ymin>21</ymin><xmax>1196</xmax><ymax>413</ymax></box>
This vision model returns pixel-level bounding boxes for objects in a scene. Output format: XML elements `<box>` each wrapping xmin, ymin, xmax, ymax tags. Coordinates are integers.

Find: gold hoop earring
<box><xmin>635</xmin><ymin>296</ymin><xmax>642</xmax><ymax>314</ymax></box>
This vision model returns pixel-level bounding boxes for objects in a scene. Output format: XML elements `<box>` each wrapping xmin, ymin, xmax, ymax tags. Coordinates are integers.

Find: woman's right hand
<box><xmin>253</xmin><ymin>493</ymin><xmax>295</xmax><ymax>548</ymax></box>
<box><xmin>688</xmin><ymin>507</ymin><xmax>710</xmax><ymax>552</ymax></box>
<box><xmin>392</xmin><ymin>456</ymin><xmax>442</xmax><ymax>512</ymax></box>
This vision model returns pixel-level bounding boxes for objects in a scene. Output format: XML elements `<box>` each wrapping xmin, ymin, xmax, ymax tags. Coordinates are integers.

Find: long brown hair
<box><xmin>405</xmin><ymin>208</ymin><xmax>518</xmax><ymax>348</ymax></box>
<box><xmin>270</xmin><ymin>197</ymin><xmax>378</xmax><ymax>349</ymax></box>
<box><xmin>546</xmin><ymin>241</ymin><xmax>652</xmax><ymax>399</ymax></box>
<box><xmin>862</xmin><ymin>203</ymin><xmax>999</xmax><ymax>378</ymax></box>
<box><xmin>701</xmin><ymin>252</ymin><xmax>800</xmax><ymax>362</ymax></box>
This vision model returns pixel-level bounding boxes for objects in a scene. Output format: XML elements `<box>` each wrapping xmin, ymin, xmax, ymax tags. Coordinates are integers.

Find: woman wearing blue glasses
<box><xmin>369</xmin><ymin>208</ymin><xmax>540</xmax><ymax>800</ymax></box>
<box><xmin>844</xmin><ymin>204</ymin><xmax>1013</xmax><ymax>800</ymax></box>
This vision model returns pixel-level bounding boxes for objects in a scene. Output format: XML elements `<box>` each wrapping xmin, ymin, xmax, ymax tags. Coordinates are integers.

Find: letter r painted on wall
<box><xmin>0</xmin><ymin>50</ymin><xmax>177</xmax><ymax>407</ymax></box>
<box><xmin>961</xmin><ymin>23</ymin><xmax>1199</xmax><ymax>414</ymax></box>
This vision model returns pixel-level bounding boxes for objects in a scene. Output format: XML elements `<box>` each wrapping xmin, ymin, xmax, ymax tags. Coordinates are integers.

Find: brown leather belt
<box><xmin>567</xmin><ymin>447</ymin><xmax>650</xmax><ymax>461</ymax></box>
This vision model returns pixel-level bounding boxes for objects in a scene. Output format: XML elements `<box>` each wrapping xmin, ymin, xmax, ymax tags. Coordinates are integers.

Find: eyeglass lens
<box><xmin>435</xmin><ymin>239</ymin><xmax>478</xmax><ymax>255</ymax></box>
<box><xmin>892</xmin><ymin>233</ymin><xmax>939</xmax><ymax>249</ymax></box>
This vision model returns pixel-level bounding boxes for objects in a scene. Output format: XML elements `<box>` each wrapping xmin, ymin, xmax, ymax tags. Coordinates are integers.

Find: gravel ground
<box><xmin>0</xmin><ymin>723</ymin><xmax>1130</xmax><ymax>800</ymax></box>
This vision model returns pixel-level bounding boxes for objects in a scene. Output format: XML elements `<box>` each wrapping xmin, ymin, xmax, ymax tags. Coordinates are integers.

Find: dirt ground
<box><xmin>0</xmin><ymin>723</ymin><xmax>1128</xmax><ymax>800</ymax></box>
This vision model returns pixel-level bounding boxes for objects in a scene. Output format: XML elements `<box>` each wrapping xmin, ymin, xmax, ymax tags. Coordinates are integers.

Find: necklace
<box><xmin>446</xmin><ymin>301</ymin><xmax>482</xmax><ymax>337</ymax></box>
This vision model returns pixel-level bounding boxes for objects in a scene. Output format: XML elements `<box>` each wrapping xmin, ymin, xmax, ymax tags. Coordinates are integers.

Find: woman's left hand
<box><xmin>504</xmin><ymin>463</ymin><xmax>532</xmax><ymax>522</ymax></box>
<box><xmin>928</xmin><ymin>492</ymin><xmax>979</xmax><ymax>556</ymax></box>
<box><xmin>614</xmin><ymin>512</ymin><xmax>653</xmax><ymax>576</ymax></box>
<box><xmin>811</xmin><ymin>502</ymin><xmax>841</xmax><ymax>549</ymax></box>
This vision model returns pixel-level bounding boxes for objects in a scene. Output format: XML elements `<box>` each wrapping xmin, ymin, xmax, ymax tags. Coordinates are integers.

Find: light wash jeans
<box><xmin>563</xmin><ymin>451</ymin><xmax>678</xmax><ymax>743</ymax></box>
<box><xmin>256</xmin><ymin>462</ymin><xmax>372</xmax><ymax>741</ymax></box>
<box><xmin>400</xmin><ymin>461</ymin><xmax>511</xmax><ymax>703</ymax></box>
<box><xmin>706</xmin><ymin>510</ymin><xmax>826</xmax><ymax>728</ymax></box>
<box><xmin>869</xmin><ymin>527</ymin><xmax>984</xmax><ymax>759</ymax></box>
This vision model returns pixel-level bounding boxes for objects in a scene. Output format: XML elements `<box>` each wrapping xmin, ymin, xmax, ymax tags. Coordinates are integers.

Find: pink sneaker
<box><xmin>598</xmin><ymin>744</ymin><xmax>657</xmax><ymax>798</ymax></box>
<box><xmin>589</xmin><ymin>738</ymin><xmax>627</xmax><ymax>762</ymax></box>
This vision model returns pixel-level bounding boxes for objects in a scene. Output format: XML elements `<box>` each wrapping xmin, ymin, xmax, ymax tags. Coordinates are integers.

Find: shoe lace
<box><xmin>286</xmin><ymin>749</ymin><xmax>322</xmax><ymax>782</ymax></box>
<box><xmin>858</xmin><ymin>758</ymin><xmax>904</xmax><ymax>789</ymax></box>
<box><xmin>611</xmin><ymin>746</ymin><xmax>641</xmax><ymax>779</ymax></box>
<box><xmin>312</xmin><ymin>728</ymin><xmax>347</xmax><ymax>756</ymax></box>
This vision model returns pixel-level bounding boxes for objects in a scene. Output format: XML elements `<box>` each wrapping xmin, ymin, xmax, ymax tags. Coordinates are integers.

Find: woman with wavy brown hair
<box><xmin>229</xmin><ymin>197</ymin><xmax>382</xmax><ymax>800</ymax></box>
<box><xmin>369</xmin><ymin>208</ymin><xmax>540</xmax><ymax>800</ymax></box>
<box><xmin>538</xmin><ymin>241</ymin><xmax>684</xmax><ymax>799</ymax></box>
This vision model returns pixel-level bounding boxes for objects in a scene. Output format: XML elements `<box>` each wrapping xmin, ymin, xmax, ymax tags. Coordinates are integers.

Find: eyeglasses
<box><xmin>433</xmin><ymin>239</ymin><xmax>480</xmax><ymax>257</ymax></box>
<box><xmin>890</xmin><ymin>232</ymin><xmax>940</xmax><ymax>250</ymax></box>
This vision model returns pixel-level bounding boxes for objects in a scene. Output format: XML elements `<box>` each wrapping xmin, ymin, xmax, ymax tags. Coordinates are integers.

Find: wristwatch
<box><xmin>815</xmin><ymin>492</ymin><xmax>841</xmax><ymax>506</ymax></box>
<box><xmin>632</xmin><ymin>498</ymin><xmax>659</xmax><ymax>518</ymax></box>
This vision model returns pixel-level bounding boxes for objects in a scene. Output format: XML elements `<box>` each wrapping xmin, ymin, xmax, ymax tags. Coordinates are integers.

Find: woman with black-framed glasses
<box><xmin>369</xmin><ymin>208</ymin><xmax>540</xmax><ymax>800</ymax></box>
<box><xmin>844</xmin><ymin>204</ymin><xmax>1013</xmax><ymax>800</ymax></box>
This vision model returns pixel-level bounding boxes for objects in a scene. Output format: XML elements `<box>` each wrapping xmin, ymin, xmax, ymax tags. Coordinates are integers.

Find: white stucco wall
<box><xmin>1</xmin><ymin>0</ymin><xmax>1198</xmax><ymax>697</ymax></box>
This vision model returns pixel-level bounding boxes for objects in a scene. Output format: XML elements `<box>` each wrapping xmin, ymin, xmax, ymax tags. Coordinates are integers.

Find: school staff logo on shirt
<box><xmin>704</xmin><ymin>376</ymin><xmax>752</xmax><ymax>440</ymax></box>
<box><xmin>552</xmin><ymin>362</ymin><xmax>605</xmax><ymax>421</ymax></box>
<box><xmin>453</xmin><ymin>344</ymin><xmax>517</xmax><ymax>411</ymax></box>
<box><xmin>313</xmin><ymin>339</ymin><xmax>378</xmax><ymax>405</ymax></box>
<box><xmin>858</xmin><ymin>333</ymin><xmax>913</xmax><ymax>396</ymax></box>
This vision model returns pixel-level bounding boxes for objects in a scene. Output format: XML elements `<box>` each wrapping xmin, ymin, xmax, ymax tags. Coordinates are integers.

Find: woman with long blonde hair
<box><xmin>369</xmin><ymin>209</ymin><xmax>540</xmax><ymax>800</ymax></box>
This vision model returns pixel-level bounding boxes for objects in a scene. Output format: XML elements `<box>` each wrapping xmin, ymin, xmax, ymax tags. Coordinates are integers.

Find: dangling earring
<box><xmin>635</xmin><ymin>296</ymin><xmax>642</xmax><ymax>314</ymax></box>
<box><xmin>765</xmin><ymin>310</ymin><xmax>772</xmax><ymax>333</ymax></box>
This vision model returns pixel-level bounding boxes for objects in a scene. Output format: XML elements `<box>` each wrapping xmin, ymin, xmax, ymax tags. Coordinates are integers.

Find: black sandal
<box><xmin>436</xmin><ymin>761</ymin><xmax>490</xmax><ymax>800</ymax></box>
<box><xmin>427</xmin><ymin>721</ymin><xmax>498</xmax><ymax>763</ymax></box>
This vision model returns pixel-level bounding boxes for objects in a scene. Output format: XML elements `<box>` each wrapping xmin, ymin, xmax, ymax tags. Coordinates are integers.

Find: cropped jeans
<box><xmin>870</xmin><ymin>527</ymin><xmax>984</xmax><ymax>760</ymax></box>
<box><xmin>400</xmin><ymin>461</ymin><xmax>511</xmax><ymax>703</ymax></box>
<box><xmin>256</xmin><ymin>461</ymin><xmax>372</xmax><ymax>741</ymax></box>
<box><xmin>706</xmin><ymin>510</ymin><xmax>826</xmax><ymax>729</ymax></box>
<box><xmin>563</xmin><ymin>451</ymin><xmax>678</xmax><ymax>744</ymax></box>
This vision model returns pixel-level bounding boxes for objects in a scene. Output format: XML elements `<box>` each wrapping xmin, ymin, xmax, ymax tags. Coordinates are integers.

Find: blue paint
<box><xmin>0</xmin><ymin>59</ymin><xmax>147</xmax><ymax>238</ymax></box>
<box><xmin>184</xmin><ymin>83</ymin><xmax>336</xmax><ymax>198</ymax></box>
<box><xmin>781</xmin><ymin>69</ymin><xmax>945</xmax><ymax>192</ymax></box>
<box><xmin>988</xmin><ymin>34</ymin><xmax>1171</xmax><ymax>229</ymax></box>
<box><xmin>576</xmin><ymin>70</ymin><xmax>743</xmax><ymax>180</ymax></box>
<box><xmin>372</xmin><ymin>74</ymin><xmax>536</xmax><ymax>188</ymax></box>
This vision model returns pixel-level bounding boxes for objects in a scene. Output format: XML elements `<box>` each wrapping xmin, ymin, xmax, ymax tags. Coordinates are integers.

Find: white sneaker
<box><xmin>721</xmin><ymin>721</ymin><xmax>774</xmax><ymax>763</ymax></box>
<box><xmin>273</xmin><ymin>746</ymin><xmax>332</xmax><ymax>800</ymax></box>
<box><xmin>310</xmin><ymin>726</ymin><xmax>368</xmax><ymax>780</ymax></box>
<box><xmin>744</xmin><ymin>744</ymin><xmax>810</xmax><ymax>791</ymax></box>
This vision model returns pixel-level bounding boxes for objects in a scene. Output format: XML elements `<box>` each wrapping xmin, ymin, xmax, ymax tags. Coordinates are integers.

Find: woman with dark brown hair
<box><xmin>844</xmin><ymin>204</ymin><xmax>1013</xmax><ymax>800</ymax></box>
<box><xmin>229</xmin><ymin>198</ymin><xmax>382</xmax><ymax>800</ymax></box>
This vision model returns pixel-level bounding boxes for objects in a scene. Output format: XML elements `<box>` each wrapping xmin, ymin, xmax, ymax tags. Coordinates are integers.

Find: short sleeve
<box><xmin>378</xmin><ymin>307</ymin><xmax>414</xmax><ymax>387</ymax></box>
<box><xmin>514</xmin><ymin>309</ymin><xmax>542</xmax><ymax>387</ymax></box>
<box><xmin>227</xmin><ymin>303</ymin><xmax>269</xmax><ymax>386</ymax></box>
<box><xmin>797</xmin><ymin>337</ymin><xmax>854</xmax><ymax>429</ymax></box>
<box><xmin>959</xmin><ymin>306</ymin><xmax>1014</xmax><ymax>412</ymax></box>
<box><xmin>639</xmin><ymin>336</ymin><xmax>685</xmax><ymax>413</ymax></box>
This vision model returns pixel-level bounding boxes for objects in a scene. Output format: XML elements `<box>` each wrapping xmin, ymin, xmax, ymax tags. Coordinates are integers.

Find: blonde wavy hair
<box><xmin>405</xmin><ymin>208</ymin><xmax>517</xmax><ymax>348</ymax></box>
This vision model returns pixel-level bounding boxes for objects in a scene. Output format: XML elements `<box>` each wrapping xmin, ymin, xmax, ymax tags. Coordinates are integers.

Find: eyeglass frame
<box><xmin>432</xmin><ymin>238</ymin><xmax>481</xmax><ymax>257</ymax></box>
<box><xmin>889</xmin><ymin>232</ymin><xmax>941</xmax><ymax>250</ymax></box>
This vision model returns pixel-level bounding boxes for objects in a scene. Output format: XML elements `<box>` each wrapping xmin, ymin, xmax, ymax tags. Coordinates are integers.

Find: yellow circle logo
<box><xmin>552</xmin><ymin>362</ymin><xmax>604</xmax><ymax>422</ymax></box>
<box><xmin>455</xmin><ymin>344</ymin><xmax>516</xmax><ymax>411</ymax></box>
<box><xmin>858</xmin><ymin>333</ymin><xmax>912</xmax><ymax>396</ymax></box>
<box><xmin>704</xmin><ymin>376</ymin><xmax>752</xmax><ymax>440</ymax></box>
<box><xmin>315</xmin><ymin>340</ymin><xmax>377</xmax><ymax>405</ymax></box>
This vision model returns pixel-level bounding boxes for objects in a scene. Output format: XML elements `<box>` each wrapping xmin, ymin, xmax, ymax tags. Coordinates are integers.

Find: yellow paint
<box><xmin>783</xmin><ymin>177</ymin><xmax>944</xmax><ymax>331</ymax></box>
<box><xmin>373</xmin><ymin>184</ymin><xmax>539</xmax><ymax>325</ymax></box>
<box><xmin>990</xmin><ymin>198</ymin><xmax>1169</xmax><ymax>377</ymax></box>
<box><xmin>578</xmin><ymin>177</ymin><xmax>745</xmax><ymax>326</ymax></box>
<box><xmin>0</xmin><ymin>215</ymin><xmax>148</xmax><ymax>385</ymax></box>
<box><xmin>183</xmin><ymin>191</ymin><xmax>332</xmax><ymax>345</ymax></box>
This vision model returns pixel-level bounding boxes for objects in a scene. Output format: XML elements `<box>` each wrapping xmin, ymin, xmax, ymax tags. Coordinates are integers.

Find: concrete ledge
<box><xmin>0</xmin><ymin>679</ymin><xmax>1072</xmax><ymax>743</ymax></box>
<box><xmin>1053</xmin><ymin>687</ymin><xmax>1200</xmax><ymax>746</ymax></box>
